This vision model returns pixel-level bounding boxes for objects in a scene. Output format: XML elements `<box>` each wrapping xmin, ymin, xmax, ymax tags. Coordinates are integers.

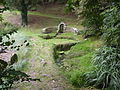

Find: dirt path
<box><xmin>13</xmin><ymin>34</ymin><xmax>75</xmax><ymax>90</ymax></box>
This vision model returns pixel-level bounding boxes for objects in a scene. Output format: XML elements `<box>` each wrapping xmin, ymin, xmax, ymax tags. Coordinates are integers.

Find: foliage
<box><xmin>0</xmin><ymin>0</ymin><xmax>7</xmax><ymax>22</ymax></box>
<box><xmin>1</xmin><ymin>31</ymin><xmax>30</xmax><ymax>50</ymax></box>
<box><xmin>80</xmin><ymin>0</ymin><xmax>103</xmax><ymax>30</ymax></box>
<box><xmin>0</xmin><ymin>14</ymin><xmax>3</xmax><ymax>22</ymax></box>
<box><xmin>85</xmin><ymin>2</ymin><xmax>120</xmax><ymax>90</ymax></box>
<box><xmin>5</xmin><ymin>0</ymin><xmax>39</xmax><ymax>10</ymax></box>
<box><xmin>4</xmin><ymin>0</ymin><xmax>40</xmax><ymax>26</ymax></box>
<box><xmin>0</xmin><ymin>24</ymin><xmax>33</xmax><ymax>89</ymax></box>
<box><xmin>40</xmin><ymin>0</ymin><xmax>67</xmax><ymax>3</ymax></box>
<box><xmin>86</xmin><ymin>46</ymin><xmax>120</xmax><ymax>90</ymax></box>
<box><xmin>0</xmin><ymin>22</ymin><xmax>18</xmax><ymax>36</ymax></box>
<box><xmin>0</xmin><ymin>22</ymin><xmax>18</xmax><ymax>43</ymax></box>
<box><xmin>101</xmin><ymin>4</ymin><xmax>120</xmax><ymax>47</ymax></box>
<box><xmin>82</xmin><ymin>29</ymin><xmax>102</xmax><ymax>38</ymax></box>
<box><xmin>65</xmin><ymin>0</ymin><xmax>80</xmax><ymax>12</ymax></box>
<box><xmin>67</xmin><ymin>0</ymin><xmax>103</xmax><ymax>33</ymax></box>
<box><xmin>0</xmin><ymin>54</ymin><xmax>40</xmax><ymax>89</ymax></box>
<box><xmin>13</xmin><ymin>59</ymin><xmax>28</xmax><ymax>71</ymax></box>
<box><xmin>66</xmin><ymin>0</ymin><xmax>120</xmax><ymax>37</ymax></box>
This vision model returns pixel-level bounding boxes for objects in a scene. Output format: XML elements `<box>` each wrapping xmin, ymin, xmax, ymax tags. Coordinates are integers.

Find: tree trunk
<box><xmin>21</xmin><ymin>0</ymin><xmax>28</xmax><ymax>27</ymax></box>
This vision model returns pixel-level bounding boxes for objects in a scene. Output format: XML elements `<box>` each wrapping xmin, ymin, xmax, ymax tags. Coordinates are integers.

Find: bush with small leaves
<box><xmin>101</xmin><ymin>4</ymin><xmax>120</xmax><ymax>47</ymax></box>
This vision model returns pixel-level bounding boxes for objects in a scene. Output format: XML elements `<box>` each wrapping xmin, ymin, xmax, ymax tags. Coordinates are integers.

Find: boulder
<box><xmin>42</xmin><ymin>26</ymin><xmax>58</xmax><ymax>34</ymax></box>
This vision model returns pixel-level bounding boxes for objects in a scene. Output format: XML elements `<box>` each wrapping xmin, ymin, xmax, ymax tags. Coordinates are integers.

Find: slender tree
<box><xmin>5</xmin><ymin>0</ymin><xmax>39</xmax><ymax>26</ymax></box>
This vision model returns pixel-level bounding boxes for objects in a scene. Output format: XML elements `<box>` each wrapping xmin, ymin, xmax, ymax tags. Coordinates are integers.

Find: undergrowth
<box><xmin>86</xmin><ymin>46</ymin><xmax>120</xmax><ymax>90</ymax></box>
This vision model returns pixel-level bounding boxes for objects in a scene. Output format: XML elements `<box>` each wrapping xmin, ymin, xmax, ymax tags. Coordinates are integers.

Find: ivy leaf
<box><xmin>0</xmin><ymin>59</ymin><xmax>8</xmax><ymax>69</ymax></box>
<box><xmin>7</xmin><ymin>70</ymin><xmax>29</xmax><ymax>77</ymax></box>
<box><xmin>10</xmin><ymin>54</ymin><xmax>18</xmax><ymax>65</ymax></box>
<box><xmin>5</xmin><ymin>41</ymin><xmax>11</xmax><ymax>46</ymax></box>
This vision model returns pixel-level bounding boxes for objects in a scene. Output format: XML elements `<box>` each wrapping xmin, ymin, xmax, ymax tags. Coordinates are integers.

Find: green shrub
<box><xmin>0</xmin><ymin>22</ymin><xmax>18</xmax><ymax>42</ymax></box>
<box><xmin>75</xmin><ymin>0</ymin><xmax>103</xmax><ymax>37</ymax></box>
<box><xmin>67</xmin><ymin>0</ymin><xmax>120</xmax><ymax>38</ymax></box>
<box><xmin>101</xmin><ymin>4</ymin><xmax>120</xmax><ymax>47</ymax></box>
<box><xmin>65</xmin><ymin>0</ymin><xmax>80</xmax><ymax>12</ymax></box>
<box><xmin>85</xmin><ymin>3</ymin><xmax>120</xmax><ymax>90</ymax></box>
<box><xmin>0</xmin><ymin>22</ymin><xmax>18</xmax><ymax>36</ymax></box>
<box><xmin>86</xmin><ymin>46</ymin><xmax>120</xmax><ymax>90</ymax></box>
<box><xmin>82</xmin><ymin>29</ymin><xmax>102</xmax><ymax>38</ymax></box>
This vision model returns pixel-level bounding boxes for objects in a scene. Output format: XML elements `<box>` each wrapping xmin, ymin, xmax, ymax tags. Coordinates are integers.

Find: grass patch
<box><xmin>56</xmin><ymin>32</ymin><xmax>83</xmax><ymax>41</ymax></box>
<box><xmin>64</xmin><ymin>53</ymin><xmax>94</xmax><ymax>87</ymax></box>
<box><xmin>61</xmin><ymin>39</ymin><xmax>102</xmax><ymax>88</ymax></box>
<box><xmin>65</xmin><ymin>39</ymin><xmax>102</xmax><ymax>59</ymax></box>
<box><xmin>39</xmin><ymin>33</ymin><xmax>56</xmax><ymax>39</ymax></box>
<box><xmin>39</xmin><ymin>32</ymin><xmax>83</xmax><ymax>41</ymax></box>
<box><xmin>28</xmin><ymin>11</ymin><xmax>64</xmax><ymax>20</ymax></box>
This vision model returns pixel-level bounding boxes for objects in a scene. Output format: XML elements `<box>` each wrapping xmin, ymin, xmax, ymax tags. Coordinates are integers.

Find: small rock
<box><xmin>42</xmin><ymin>74</ymin><xmax>50</xmax><ymax>77</ymax></box>
<box><xmin>52</xmin><ymin>80</ymin><xmax>55</xmax><ymax>83</ymax></box>
<box><xmin>84</xmin><ymin>39</ymin><xmax>87</xmax><ymax>40</ymax></box>
<box><xmin>43</xmin><ymin>62</ymin><xmax>47</xmax><ymax>67</ymax></box>
<box><xmin>52</xmin><ymin>88</ymin><xmax>58</xmax><ymax>90</ymax></box>
<box><xmin>41</xmin><ymin>59</ymin><xmax>47</xmax><ymax>66</ymax></box>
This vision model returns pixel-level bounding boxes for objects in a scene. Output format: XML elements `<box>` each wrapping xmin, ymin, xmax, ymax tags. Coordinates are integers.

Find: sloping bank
<box><xmin>52</xmin><ymin>38</ymin><xmax>102</xmax><ymax>89</ymax></box>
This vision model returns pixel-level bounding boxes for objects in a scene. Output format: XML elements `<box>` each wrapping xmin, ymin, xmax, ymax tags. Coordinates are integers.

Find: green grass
<box><xmin>56</xmin><ymin>32</ymin><xmax>83</xmax><ymax>41</ymax></box>
<box><xmin>39</xmin><ymin>32</ymin><xmax>83</xmax><ymax>41</ymax></box>
<box><xmin>28</xmin><ymin>11</ymin><xmax>66</xmax><ymax>20</ymax></box>
<box><xmin>64</xmin><ymin>52</ymin><xmax>94</xmax><ymax>87</ymax></box>
<box><xmin>20</xmin><ymin>28</ymin><xmax>78</xmax><ymax>45</ymax></box>
<box><xmin>62</xmin><ymin>39</ymin><xmax>102</xmax><ymax>88</ymax></box>
<box><xmin>65</xmin><ymin>39</ymin><xmax>102</xmax><ymax>58</ymax></box>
